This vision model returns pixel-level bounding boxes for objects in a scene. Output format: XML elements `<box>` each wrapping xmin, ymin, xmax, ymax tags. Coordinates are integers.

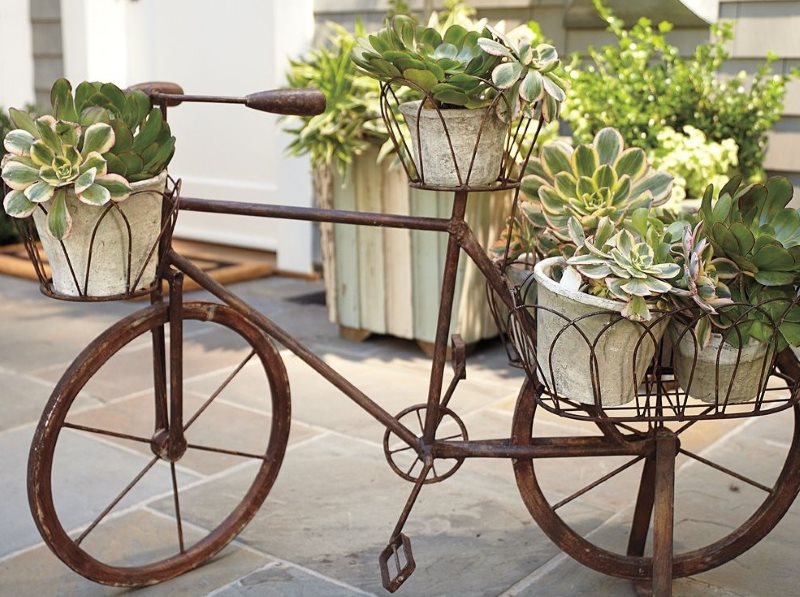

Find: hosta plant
<box><xmin>2</xmin><ymin>115</ymin><xmax>131</xmax><ymax>239</ymax></box>
<box><xmin>502</xmin><ymin>127</ymin><xmax>674</xmax><ymax>260</ymax></box>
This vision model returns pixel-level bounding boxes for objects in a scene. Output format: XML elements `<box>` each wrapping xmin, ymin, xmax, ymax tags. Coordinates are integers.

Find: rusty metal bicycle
<box><xmin>16</xmin><ymin>81</ymin><xmax>800</xmax><ymax>596</ymax></box>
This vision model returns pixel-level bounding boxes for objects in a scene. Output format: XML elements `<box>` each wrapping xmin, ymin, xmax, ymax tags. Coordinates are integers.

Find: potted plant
<box><xmin>2</xmin><ymin>79</ymin><xmax>175</xmax><ymax>297</ymax></box>
<box><xmin>351</xmin><ymin>15</ymin><xmax>566</xmax><ymax>187</ymax></box>
<box><xmin>531</xmin><ymin>212</ymin><xmax>681</xmax><ymax>406</ymax></box>
<box><xmin>493</xmin><ymin>127</ymin><xmax>674</xmax><ymax>289</ymax></box>
<box><xmin>668</xmin><ymin>176</ymin><xmax>800</xmax><ymax>403</ymax></box>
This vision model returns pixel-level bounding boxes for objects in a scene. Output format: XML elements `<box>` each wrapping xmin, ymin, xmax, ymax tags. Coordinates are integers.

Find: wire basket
<box><xmin>379</xmin><ymin>78</ymin><xmax>545</xmax><ymax>192</ymax></box>
<box><xmin>11</xmin><ymin>174</ymin><xmax>181</xmax><ymax>302</ymax></box>
<box><xmin>489</xmin><ymin>261</ymin><xmax>800</xmax><ymax>424</ymax></box>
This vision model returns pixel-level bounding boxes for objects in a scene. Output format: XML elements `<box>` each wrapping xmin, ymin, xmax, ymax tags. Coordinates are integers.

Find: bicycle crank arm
<box><xmin>379</xmin><ymin>460</ymin><xmax>432</xmax><ymax>591</ymax></box>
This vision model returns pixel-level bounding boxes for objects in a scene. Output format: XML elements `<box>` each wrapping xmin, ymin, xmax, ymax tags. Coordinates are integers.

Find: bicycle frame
<box><xmin>160</xmin><ymin>191</ymin><xmax>647</xmax><ymax>461</ymax></box>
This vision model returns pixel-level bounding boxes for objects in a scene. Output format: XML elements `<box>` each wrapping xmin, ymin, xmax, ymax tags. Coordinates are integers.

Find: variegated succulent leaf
<box><xmin>518</xmin><ymin>128</ymin><xmax>674</xmax><ymax>255</ymax></box>
<box><xmin>566</xmin><ymin>218</ymin><xmax>681</xmax><ymax>322</ymax></box>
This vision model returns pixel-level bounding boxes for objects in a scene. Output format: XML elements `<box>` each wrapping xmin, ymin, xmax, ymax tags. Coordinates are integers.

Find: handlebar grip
<box><xmin>244</xmin><ymin>89</ymin><xmax>326</xmax><ymax>116</ymax></box>
<box><xmin>127</xmin><ymin>81</ymin><xmax>185</xmax><ymax>106</ymax></box>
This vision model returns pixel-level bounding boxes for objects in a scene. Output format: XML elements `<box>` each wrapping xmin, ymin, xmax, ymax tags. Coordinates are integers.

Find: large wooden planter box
<box><xmin>321</xmin><ymin>147</ymin><xmax>511</xmax><ymax>351</ymax></box>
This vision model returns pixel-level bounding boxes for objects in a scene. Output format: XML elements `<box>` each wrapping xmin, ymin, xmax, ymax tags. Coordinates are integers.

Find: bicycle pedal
<box><xmin>450</xmin><ymin>334</ymin><xmax>467</xmax><ymax>380</ymax></box>
<box><xmin>379</xmin><ymin>533</ymin><xmax>416</xmax><ymax>592</ymax></box>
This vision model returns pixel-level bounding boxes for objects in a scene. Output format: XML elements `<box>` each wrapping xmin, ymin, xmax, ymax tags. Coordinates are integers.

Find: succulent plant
<box><xmin>667</xmin><ymin>221</ymin><xmax>734</xmax><ymax>347</ymax></box>
<box><xmin>504</xmin><ymin>128</ymin><xmax>674</xmax><ymax>261</ymax></box>
<box><xmin>565</xmin><ymin>215</ymin><xmax>681</xmax><ymax>321</ymax></box>
<box><xmin>477</xmin><ymin>26</ymin><xmax>566</xmax><ymax>121</ymax></box>
<box><xmin>352</xmin><ymin>16</ymin><xmax>499</xmax><ymax>108</ymax></box>
<box><xmin>693</xmin><ymin>175</ymin><xmax>800</xmax><ymax>349</ymax></box>
<box><xmin>352</xmin><ymin>15</ymin><xmax>565</xmax><ymax>121</ymax></box>
<box><xmin>699</xmin><ymin>175</ymin><xmax>800</xmax><ymax>287</ymax></box>
<box><xmin>2</xmin><ymin>114</ymin><xmax>132</xmax><ymax>240</ymax></box>
<box><xmin>50</xmin><ymin>78</ymin><xmax>175</xmax><ymax>183</ymax></box>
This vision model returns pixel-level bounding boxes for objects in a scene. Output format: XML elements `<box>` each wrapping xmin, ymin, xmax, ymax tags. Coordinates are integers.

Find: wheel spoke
<box><xmin>186</xmin><ymin>442</ymin><xmax>267</xmax><ymax>460</ymax></box>
<box><xmin>438</xmin><ymin>433</ymin><xmax>464</xmax><ymax>442</ymax></box>
<box><xmin>406</xmin><ymin>457</ymin><xmax>421</xmax><ymax>477</ymax></box>
<box><xmin>552</xmin><ymin>455</ymin><xmax>645</xmax><ymax>511</ymax></box>
<box><xmin>389</xmin><ymin>444</ymin><xmax>415</xmax><ymax>455</ymax></box>
<box><xmin>62</xmin><ymin>422</ymin><xmax>151</xmax><ymax>445</ymax></box>
<box><xmin>415</xmin><ymin>409</ymin><xmax>424</xmax><ymax>432</ymax></box>
<box><xmin>679</xmin><ymin>448</ymin><xmax>772</xmax><ymax>493</ymax></box>
<box><xmin>170</xmin><ymin>462</ymin><xmax>185</xmax><ymax>553</ymax></box>
<box><xmin>184</xmin><ymin>350</ymin><xmax>256</xmax><ymax>431</ymax></box>
<box><xmin>76</xmin><ymin>456</ymin><xmax>160</xmax><ymax>545</ymax></box>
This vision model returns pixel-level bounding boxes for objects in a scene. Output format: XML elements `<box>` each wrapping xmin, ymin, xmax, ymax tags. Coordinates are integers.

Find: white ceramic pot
<box><xmin>670</xmin><ymin>324</ymin><xmax>774</xmax><ymax>404</ymax></box>
<box><xmin>32</xmin><ymin>171</ymin><xmax>168</xmax><ymax>297</ymax></box>
<box><xmin>531</xmin><ymin>257</ymin><xmax>669</xmax><ymax>406</ymax></box>
<box><xmin>399</xmin><ymin>100</ymin><xmax>507</xmax><ymax>187</ymax></box>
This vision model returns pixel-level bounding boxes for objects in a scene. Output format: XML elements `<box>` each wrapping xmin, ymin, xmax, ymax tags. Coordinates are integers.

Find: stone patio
<box><xmin>0</xmin><ymin>272</ymin><xmax>798</xmax><ymax>596</ymax></box>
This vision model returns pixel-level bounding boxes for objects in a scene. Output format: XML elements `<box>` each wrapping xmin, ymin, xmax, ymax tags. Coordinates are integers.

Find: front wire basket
<box><xmin>489</xmin><ymin>262</ymin><xmax>800</xmax><ymax>424</ymax></box>
<box><xmin>13</xmin><ymin>175</ymin><xmax>181</xmax><ymax>302</ymax></box>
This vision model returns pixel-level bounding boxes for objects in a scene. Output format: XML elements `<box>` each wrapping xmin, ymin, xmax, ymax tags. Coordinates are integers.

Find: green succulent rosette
<box><xmin>2</xmin><ymin>113</ymin><xmax>131</xmax><ymax>240</ymax></box>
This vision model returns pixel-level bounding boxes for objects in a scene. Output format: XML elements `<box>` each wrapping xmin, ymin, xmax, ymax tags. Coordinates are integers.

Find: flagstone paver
<box><xmin>1</xmin><ymin>273</ymin><xmax>798</xmax><ymax>596</ymax></box>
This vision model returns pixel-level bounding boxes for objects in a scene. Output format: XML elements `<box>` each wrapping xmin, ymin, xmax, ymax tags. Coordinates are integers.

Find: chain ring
<box><xmin>383</xmin><ymin>404</ymin><xmax>468</xmax><ymax>484</ymax></box>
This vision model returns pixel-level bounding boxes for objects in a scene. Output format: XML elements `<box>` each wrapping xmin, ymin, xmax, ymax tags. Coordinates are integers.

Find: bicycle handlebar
<box><xmin>128</xmin><ymin>81</ymin><xmax>326</xmax><ymax>116</ymax></box>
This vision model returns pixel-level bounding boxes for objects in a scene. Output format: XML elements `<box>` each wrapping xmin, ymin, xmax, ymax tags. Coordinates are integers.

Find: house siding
<box><xmin>29</xmin><ymin>0</ymin><xmax>63</xmax><ymax>108</ymax></box>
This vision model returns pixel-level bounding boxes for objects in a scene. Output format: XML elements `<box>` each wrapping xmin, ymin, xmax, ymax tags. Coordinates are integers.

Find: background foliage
<box><xmin>563</xmin><ymin>0</ymin><xmax>798</xmax><ymax>182</ymax></box>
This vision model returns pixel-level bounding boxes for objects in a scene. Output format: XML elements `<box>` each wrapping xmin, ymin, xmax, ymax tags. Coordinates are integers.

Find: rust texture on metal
<box><xmin>19</xmin><ymin>81</ymin><xmax>800</xmax><ymax>597</ymax></box>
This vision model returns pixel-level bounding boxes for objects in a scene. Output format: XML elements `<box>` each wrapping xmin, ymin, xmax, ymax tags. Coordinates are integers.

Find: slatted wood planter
<box><xmin>320</xmin><ymin>146</ymin><xmax>511</xmax><ymax>352</ymax></box>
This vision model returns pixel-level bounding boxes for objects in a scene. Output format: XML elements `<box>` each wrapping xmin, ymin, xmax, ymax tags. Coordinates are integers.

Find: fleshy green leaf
<box><xmin>4</xmin><ymin>129</ymin><xmax>35</xmax><ymax>156</ymax></box>
<box><xmin>402</xmin><ymin>68</ymin><xmax>438</xmax><ymax>91</ymax></box>
<box><xmin>572</xmin><ymin>145</ymin><xmax>598</xmax><ymax>178</ymax></box>
<box><xmin>46</xmin><ymin>188</ymin><xmax>72</xmax><ymax>239</ymax></box>
<box><xmin>3</xmin><ymin>189</ymin><xmax>37</xmax><ymax>217</ymax></box>
<box><xmin>74</xmin><ymin>167</ymin><xmax>97</xmax><ymax>194</ymax></box>
<box><xmin>81</xmin><ymin>122</ymin><xmax>115</xmax><ymax>155</ymax></box>
<box><xmin>477</xmin><ymin>38</ymin><xmax>511</xmax><ymax>58</ymax></box>
<box><xmin>77</xmin><ymin>182</ymin><xmax>111</xmax><ymax>206</ymax></box>
<box><xmin>8</xmin><ymin>108</ymin><xmax>38</xmax><ymax>137</ymax></box>
<box><xmin>519</xmin><ymin>69</ymin><xmax>543</xmax><ymax>103</ymax></box>
<box><xmin>492</xmin><ymin>62</ymin><xmax>523</xmax><ymax>89</ymax></box>
<box><xmin>95</xmin><ymin>173</ymin><xmax>132</xmax><ymax>201</ymax></box>
<box><xmin>593</xmin><ymin>128</ymin><xmax>623</xmax><ymax>165</ymax></box>
<box><xmin>23</xmin><ymin>181</ymin><xmax>55</xmax><ymax>203</ymax></box>
<box><xmin>613</xmin><ymin>148</ymin><xmax>646</xmax><ymax>180</ymax></box>
<box><xmin>1</xmin><ymin>159</ymin><xmax>39</xmax><ymax>190</ymax></box>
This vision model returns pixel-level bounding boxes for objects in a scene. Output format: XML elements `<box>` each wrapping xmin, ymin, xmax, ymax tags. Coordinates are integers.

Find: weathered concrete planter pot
<box><xmin>399</xmin><ymin>101</ymin><xmax>507</xmax><ymax>187</ymax></box>
<box><xmin>670</xmin><ymin>324</ymin><xmax>774</xmax><ymax>404</ymax></box>
<box><xmin>32</xmin><ymin>171</ymin><xmax>167</xmax><ymax>297</ymax></box>
<box><xmin>532</xmin><ymin>257</ymin><xmax>669</xmax><ymax>406</ymax></box>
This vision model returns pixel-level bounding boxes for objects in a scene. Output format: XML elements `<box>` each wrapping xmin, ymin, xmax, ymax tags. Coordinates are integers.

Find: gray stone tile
<box><xmin>0</xmin><ymin>425</ymin><xmax>198</xmax><ymax>558</ymax></box>
<box><xmin>67</xmin><ymin>390</ymin><xmax>321</xmax><ymax>476</ymax></box>
<box><xmin>216</xmin><ymin>562</ymin><xmax>366</xmax><ymax>596</ymax></box>
<box><xmin>150</xmin><ymin>434</ymin><xmax>611</xmax><ymax>597</ymax></box>
<box><xmin>188</xmin><ymin>351</ymin><xmax>517</xmax><ymax>443</ymax></box>
<box><xmin>0</xmin><ymin>367</ymin><xmax>103</xmax><ymax>432</ymax></box>
<box><xmin>0</xmin><ymin>510</ymin><xmax>272</xmax><ymax>596</ymax></box>
<box><xmin>34</xmin><ymin>322</ymin><xmax>263</xmax><ymax>403</ymax></box>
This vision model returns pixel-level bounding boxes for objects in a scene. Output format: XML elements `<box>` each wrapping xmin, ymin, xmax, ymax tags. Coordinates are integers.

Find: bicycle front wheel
<box><xmin>28</xmin><ymin>301</ymin><xmax>290</xmax><ymax>587</ymax></box>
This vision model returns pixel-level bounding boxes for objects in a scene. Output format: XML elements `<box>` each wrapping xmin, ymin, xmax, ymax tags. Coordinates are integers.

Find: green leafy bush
<box><xmin>648</xmin><ymin>126</ymin><xmax>738</xmax><ymax>202</ymax></box>
<box><xmin>563</xmin><ymin>0</ymin><xmax>797</xmax><ymax>181</ymax></box>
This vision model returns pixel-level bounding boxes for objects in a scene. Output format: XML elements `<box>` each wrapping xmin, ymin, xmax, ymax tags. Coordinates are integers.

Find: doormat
<box><xmin>0</xmin><ymin>239</ymin><xmax>275</xmax><ymax>294</ymax></box>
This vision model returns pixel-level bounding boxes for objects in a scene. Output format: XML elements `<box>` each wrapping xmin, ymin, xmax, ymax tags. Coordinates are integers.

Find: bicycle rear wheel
<box><xmin>28</xmin><ymin>301</ymin><xmax>290</xmax><ymax>587</ymax></box>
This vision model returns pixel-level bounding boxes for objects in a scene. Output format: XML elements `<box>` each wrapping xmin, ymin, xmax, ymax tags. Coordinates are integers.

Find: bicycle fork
<box><xmin>150</xmin><ymin>271</ymin><xmax>188</xmax><ymax>462</ymax></box>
